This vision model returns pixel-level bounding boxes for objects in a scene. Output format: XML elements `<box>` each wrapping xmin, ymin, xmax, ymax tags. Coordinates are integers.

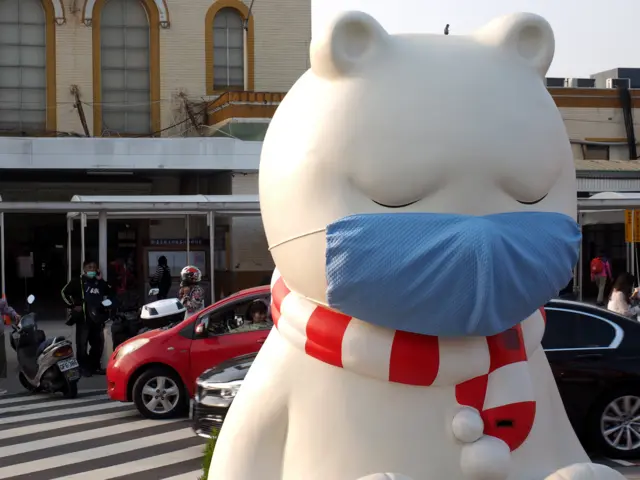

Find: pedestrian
<box><xmin>590</xmin><ymin>251</ymin><xmax>613</xmax><ymax>306</ymax></box>
<box><xmin>149</xmin><ymin>255</ymin><xmax>172</xmax><ymax>300</ymax></box>
<box><xmin>607</xmin><ymin>273</ymin><xmax>640</xmax><ymax>318</ymax></box>
<box><xmin>0</xmin><ymin>297</ymin><xmax>20</xmax><ymax>383</ymax></box>
<box><xmin>178</xmin><ymin>266</ymin><xmax>205</xmax><ymax>316</ymax></box>
<box><xmin>0</xmin><ymin>297</ymin><xmax>20</xmax><ymax>324</ymax></box>
<box><xmin>61</xmin><ymin>260</ymin><xmax>114</xmax><ymax>377</ymax></box>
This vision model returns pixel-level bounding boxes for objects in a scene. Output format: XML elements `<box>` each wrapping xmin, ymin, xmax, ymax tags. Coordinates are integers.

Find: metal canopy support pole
<box><xmin>67</xmin><ymin>217</ymin><xmax>73</xmax><ymax>282</ymax></box>
<box><xmin>633</xmin><ymin>211</ymin><xmax>637</xmax><ymax>280</ymax></box>
<box><xmin>627</xmin><ymin>241</ymin><xmax>631</xmax><ymax>273</ymax></box>
<box><xmin>98</xmin><ymin>211</ymin><xmax>108</xmax><ymax>280</ymax></box>
<box><xmin>0</xmin><ymin>212</ymin><xmax>5</xmax><ymax>302</ymax></box>
<box><xmin>185</xmin><ymin>214</ymin><xmax>190</xmax><ymax>260</ymax></box>
<box><xmin>80</xmin><ymin>213</ymin><xmax>86</xmax><ymax>267</ymax></box>
<box><xmin>574</xmin><ymin>212</ymin><xmax>581</xmax><ymax>297</ymax></box>
<box><xmin>578</xmin><ymin>212</ymin><xmax>584</xmax><ymax>302</ymax></box>
<box><xmin>208</xmin><ymin>212</ymin><xmax>215</xmax><ymax>304</ymax></box>
<box><xmin>0</xmin><ymin>212</ymin><xmax>4</xmax><ymax>381</ymax></box>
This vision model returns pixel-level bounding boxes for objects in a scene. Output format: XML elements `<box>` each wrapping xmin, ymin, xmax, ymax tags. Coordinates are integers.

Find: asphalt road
<box><xmin>2</xmin><ymin>322</ymin><xmax>640</xmax><ymax>478</ymax></box>
<box><xmin>0</xmin><ymin>389</ymin><xmax>203</xmax><ymax>479</ymax></box>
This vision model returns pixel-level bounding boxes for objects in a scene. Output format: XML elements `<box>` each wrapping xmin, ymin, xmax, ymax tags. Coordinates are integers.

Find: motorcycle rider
<box><xmin>61</xmin><ymin>260</ymin><xmax>114</xmax><ymax>377</ymax></box>
<box><xmin>178</xmin><ymin>266</ymin><xmax>205</xmax><ymax>316</ymax></box>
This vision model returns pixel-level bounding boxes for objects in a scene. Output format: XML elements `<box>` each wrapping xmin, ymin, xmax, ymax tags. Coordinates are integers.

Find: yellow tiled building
<box><xmin>0</xmin><ymin>0</ymin><xmax>310</xmax><ymax>137</ymax></box>
<box><xmin>2</xmin><ymin>2</ymin><xmax>640</xmax><ymax>299</ymax></box>
<box><xmin>0</xmin><ymin>0</ymin><xmax>311</xmax><ymax>301</ymax></box>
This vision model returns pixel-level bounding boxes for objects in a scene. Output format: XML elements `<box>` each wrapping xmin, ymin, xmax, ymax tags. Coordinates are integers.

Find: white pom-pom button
<box><xmin>460</xmin><ymin>435</ymin><xmax>511</xmax><ymax>480</ymax></box>
<box><xmin>452</xmin><ymin>407</ymin><xmax>484</xmax><ymax>444</ymax></box>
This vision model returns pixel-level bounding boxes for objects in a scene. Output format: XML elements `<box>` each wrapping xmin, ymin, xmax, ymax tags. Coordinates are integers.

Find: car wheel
<box><xmin>132</xmin><ymin>367</ymin><xmax>187</xmax><ymax>420</ymax></box>
<box><xmin>588</xmin><ymin>389</ymin><xmax>640</xmax><ymax>459</ymax></box>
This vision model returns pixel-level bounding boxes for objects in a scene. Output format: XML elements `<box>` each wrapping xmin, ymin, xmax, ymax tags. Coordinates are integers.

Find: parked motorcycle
<box><xmin>9</xmin><ymin>295</ymin><xmax>80</xmax><ymax>398</ymax></box>
<box><xmin>110</xmin><ymin>289</ymin><xmax>186</xmax><ymax>349</ymax></box>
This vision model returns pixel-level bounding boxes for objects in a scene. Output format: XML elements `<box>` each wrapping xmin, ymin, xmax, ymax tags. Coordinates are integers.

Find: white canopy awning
<box><xmin>0</xmin><ymin>194</ymin><xmax>260</xmax><ymax>215</ymax></box>
<box><xmin>579</xmin><ymin>192</ymin><xmax>640</xmax><ymax>225</ymax></box>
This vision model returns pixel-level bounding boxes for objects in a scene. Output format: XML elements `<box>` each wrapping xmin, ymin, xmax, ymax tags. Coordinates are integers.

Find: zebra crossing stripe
<box><xmin>0</xmin><ymin>409</ymin><xmax>138</xmax><ymax>440</ymax></box>
<box><xmin>0</xmin><ymin>394</ymin><xmax>109</xmax><ymax>414</ymax></box>
<box><xmin>0</xmin><ymin>398</ymin><xmax>132</xmax><ymax>426</ymax></box>
<box><xmin>0</xmin><ymin>417</ymin><xmax>183</xmax><ymax>456</ymax></box>
<box><xmin>0</xmin><ymin>389</ymin><xmax>106</xmax><ymax>406</ymax></box>
<box><xmin>0</xmin><ymin>393</ymin><xmax>204</xmax><ymax>479</ymax></box>
<box><xmin>56</xmin><ymin>445</ymin><xmax>204</xmax><ymax>480</ymax></box>
<box><xmin>0</xmin><ymin>427</ymin><xmax>196</xmax><ymax>478</ymax></box>
<box><xmin>162</xmin><ymin>471</ymin><xmax>203</xmax><ymax>480</ymax></box>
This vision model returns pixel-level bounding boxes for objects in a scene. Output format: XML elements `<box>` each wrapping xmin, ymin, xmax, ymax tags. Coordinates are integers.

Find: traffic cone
<box><xmin>2</xmin><ymin>294</ymin><xmax>10</xmax><ymax>325</ymax></box>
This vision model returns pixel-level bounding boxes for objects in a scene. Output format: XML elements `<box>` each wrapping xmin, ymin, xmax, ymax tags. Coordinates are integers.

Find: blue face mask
<box><xmin>85</xmin><ymin>271</ymin><xmax>97</xmax><ymax>279</ymax></box>
<box><xmin>326</xmin><ymin>212</ymin><xmax>581</xmax><ymax>337</ymax></box>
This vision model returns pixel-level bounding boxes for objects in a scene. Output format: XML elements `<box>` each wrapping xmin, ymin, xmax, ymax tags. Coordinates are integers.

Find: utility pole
<box><xmin>70</xmin><ymin>85</ymin><xmax>90</xmax><ymax>137</ymax></box>
<box><xmin>179</xmin><ymin>93</ymin><xmax>203</xmax><ymax>136</ymax></box>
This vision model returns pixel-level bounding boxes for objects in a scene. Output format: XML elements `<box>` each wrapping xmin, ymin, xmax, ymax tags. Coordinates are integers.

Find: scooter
<box><xmin>9</xmin><ymin>295</ymin><xmax>81</xmax><ymax>398</ymax></box>
<box><xmin>110</xmin><ymin>289</ymin><xmax>186</xmax><ymax>348</ymax></box>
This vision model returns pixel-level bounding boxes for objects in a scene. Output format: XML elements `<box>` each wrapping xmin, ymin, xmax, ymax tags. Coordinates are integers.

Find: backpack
<box><xmin>591</xmin><ymin>257</ymin><xmax>604</xmax><ymax>275</ymax></box>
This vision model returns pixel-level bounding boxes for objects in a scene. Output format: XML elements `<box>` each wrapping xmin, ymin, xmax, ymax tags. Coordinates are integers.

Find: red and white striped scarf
<box><xmin>270</xmin><ymin>269</ymin><xmax>547</xmax><ymax>452</ymax></box>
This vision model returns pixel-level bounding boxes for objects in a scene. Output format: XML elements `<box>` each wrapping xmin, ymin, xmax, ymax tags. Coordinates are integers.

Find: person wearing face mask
<box><xmin>61</xmin><ymin>260</ymin><xmax>114</xmax><ymax>377</ymax></box>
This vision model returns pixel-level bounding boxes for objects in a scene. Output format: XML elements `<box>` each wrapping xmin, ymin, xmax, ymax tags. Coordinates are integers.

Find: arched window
<box><xmin>213</xmin><ymin>8</ymin><xmax>244</xmax><ymax>91</ymax></box>
<box><xmin>99</xmin><ymin>0</ymin><xmax>151</xmax><ymax>134</ymax></box>
<box><xmin>205</xmin><ymin>1</ymin><xmax>254</xmax><ymax>95</ymax></box>
<box><xmin>0</xmin><ymin>0</ymin><xmax>48</xmax><ymax>132</ymax></box>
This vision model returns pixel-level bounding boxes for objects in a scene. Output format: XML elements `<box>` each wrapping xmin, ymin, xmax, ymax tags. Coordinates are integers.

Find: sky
<box><xmin>311</xmin><ymin>0</ymin><xmax>638</xmax><ymax>78</ymax></box>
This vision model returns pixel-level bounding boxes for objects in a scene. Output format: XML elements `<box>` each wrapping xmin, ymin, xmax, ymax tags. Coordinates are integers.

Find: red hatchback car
<box><xmin>107</xmin><ymin>285</ymin><xmax>271</xmax><ymax>419</ymax></box>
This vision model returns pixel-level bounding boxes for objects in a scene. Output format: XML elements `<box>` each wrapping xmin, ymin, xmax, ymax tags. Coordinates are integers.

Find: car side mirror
<box><xmin>195</xmin><ymin>322</ymin><xmax>207</xmax><ymax>337</ymax></box>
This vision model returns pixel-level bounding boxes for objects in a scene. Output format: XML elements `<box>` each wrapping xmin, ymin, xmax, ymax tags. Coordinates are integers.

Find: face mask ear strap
<box><xmin>268</xmin><ymin>227</ymin><xmax>326</xmax><ymax>251</ymax></box>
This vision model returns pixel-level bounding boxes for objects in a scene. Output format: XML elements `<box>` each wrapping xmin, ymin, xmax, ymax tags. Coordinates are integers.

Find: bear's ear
<box><xmin>474</xmin><ymin>12</ymin><xmax>555</xmax><ymax>77</ymax></box>
<box><xmin>310</xmin><ymin>11</ymin><xmax>389</xmax><ymax>79</ymax></box>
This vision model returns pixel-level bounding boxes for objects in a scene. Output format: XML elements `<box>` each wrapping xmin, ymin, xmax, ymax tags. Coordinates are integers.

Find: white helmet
<box><xmin>180</xmin><ymin>265</ymin><xmax>202</xmax><ymax>284</ymax></box>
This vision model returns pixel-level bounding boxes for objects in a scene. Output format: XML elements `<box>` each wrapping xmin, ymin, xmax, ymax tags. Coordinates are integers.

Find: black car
<box><xmin>192</xmin><ymin>299</ymin><xmax>640</xmax><ymax>459</ymax></box>
<box><xmin>191</xmin><ymin>352</ymin><xmax>257</xmax><ymax>438</ymax></box>
<box><xmin>544</xmin><ymin>299</ymin><xmax>640</xmax><ymax>459</ymax></box>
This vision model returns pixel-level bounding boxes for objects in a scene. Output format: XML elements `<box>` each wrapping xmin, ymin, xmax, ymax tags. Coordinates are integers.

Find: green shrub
<box><xmin>199</xmin><ymin>429</ymin><xmax>219</xmax><ymax>480</ymax></box>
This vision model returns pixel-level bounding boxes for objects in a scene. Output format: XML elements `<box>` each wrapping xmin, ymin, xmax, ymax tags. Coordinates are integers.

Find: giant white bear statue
<box><xmin>209</xmin><ymin>11</ymin><xmax>626</xmax><ymax>480</ymax></box>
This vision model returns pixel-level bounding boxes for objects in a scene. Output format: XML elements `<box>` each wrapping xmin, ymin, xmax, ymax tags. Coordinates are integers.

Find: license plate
<box><xmin>58</xmin><ymin>358</ymin><xmax>79</xmax><ymax>372</ymax></box>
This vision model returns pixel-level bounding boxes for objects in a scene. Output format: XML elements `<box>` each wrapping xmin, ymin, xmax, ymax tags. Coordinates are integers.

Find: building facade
<box><xmin>0</xmin><ymin>0</ymin><xmax>310</xmax><ymax>309</ymax></box>
<box><xmin>548</xmin><ymin>74</ymin><xmax>640</xmax><ymax>297</ymax></box>
<box><xmin>0</xmin><ymin>0</ymin><xmax>309</xmax><ymax>135</ymax></box>
<box><xmin>2</xmin><ymin>2</ymin><xmax>639</xmax><ymax>306</ymax></box>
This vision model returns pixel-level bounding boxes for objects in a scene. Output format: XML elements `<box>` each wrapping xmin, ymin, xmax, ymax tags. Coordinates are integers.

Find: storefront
<box><xmin>0</xmin><ymin>195</ymin><xmax>260</xmax><ymax>318</ymax></box>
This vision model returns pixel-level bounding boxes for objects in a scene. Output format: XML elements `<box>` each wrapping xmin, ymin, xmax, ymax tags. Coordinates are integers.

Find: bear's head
<box><xmin>259</xmin><ymin>11</ymin><xmax>576</xmax><ymax>317</ymax></box>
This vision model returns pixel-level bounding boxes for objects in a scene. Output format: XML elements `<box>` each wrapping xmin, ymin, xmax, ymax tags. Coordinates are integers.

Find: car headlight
<box><xmin>114</xmin><ymin>338</ymin><xmax>150</xmax><ymax>361</ymax></box>
<box><xmin>199</xmin><ymin>380</ymin><xmax>243</xmax><ymax>399</ymax></box>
